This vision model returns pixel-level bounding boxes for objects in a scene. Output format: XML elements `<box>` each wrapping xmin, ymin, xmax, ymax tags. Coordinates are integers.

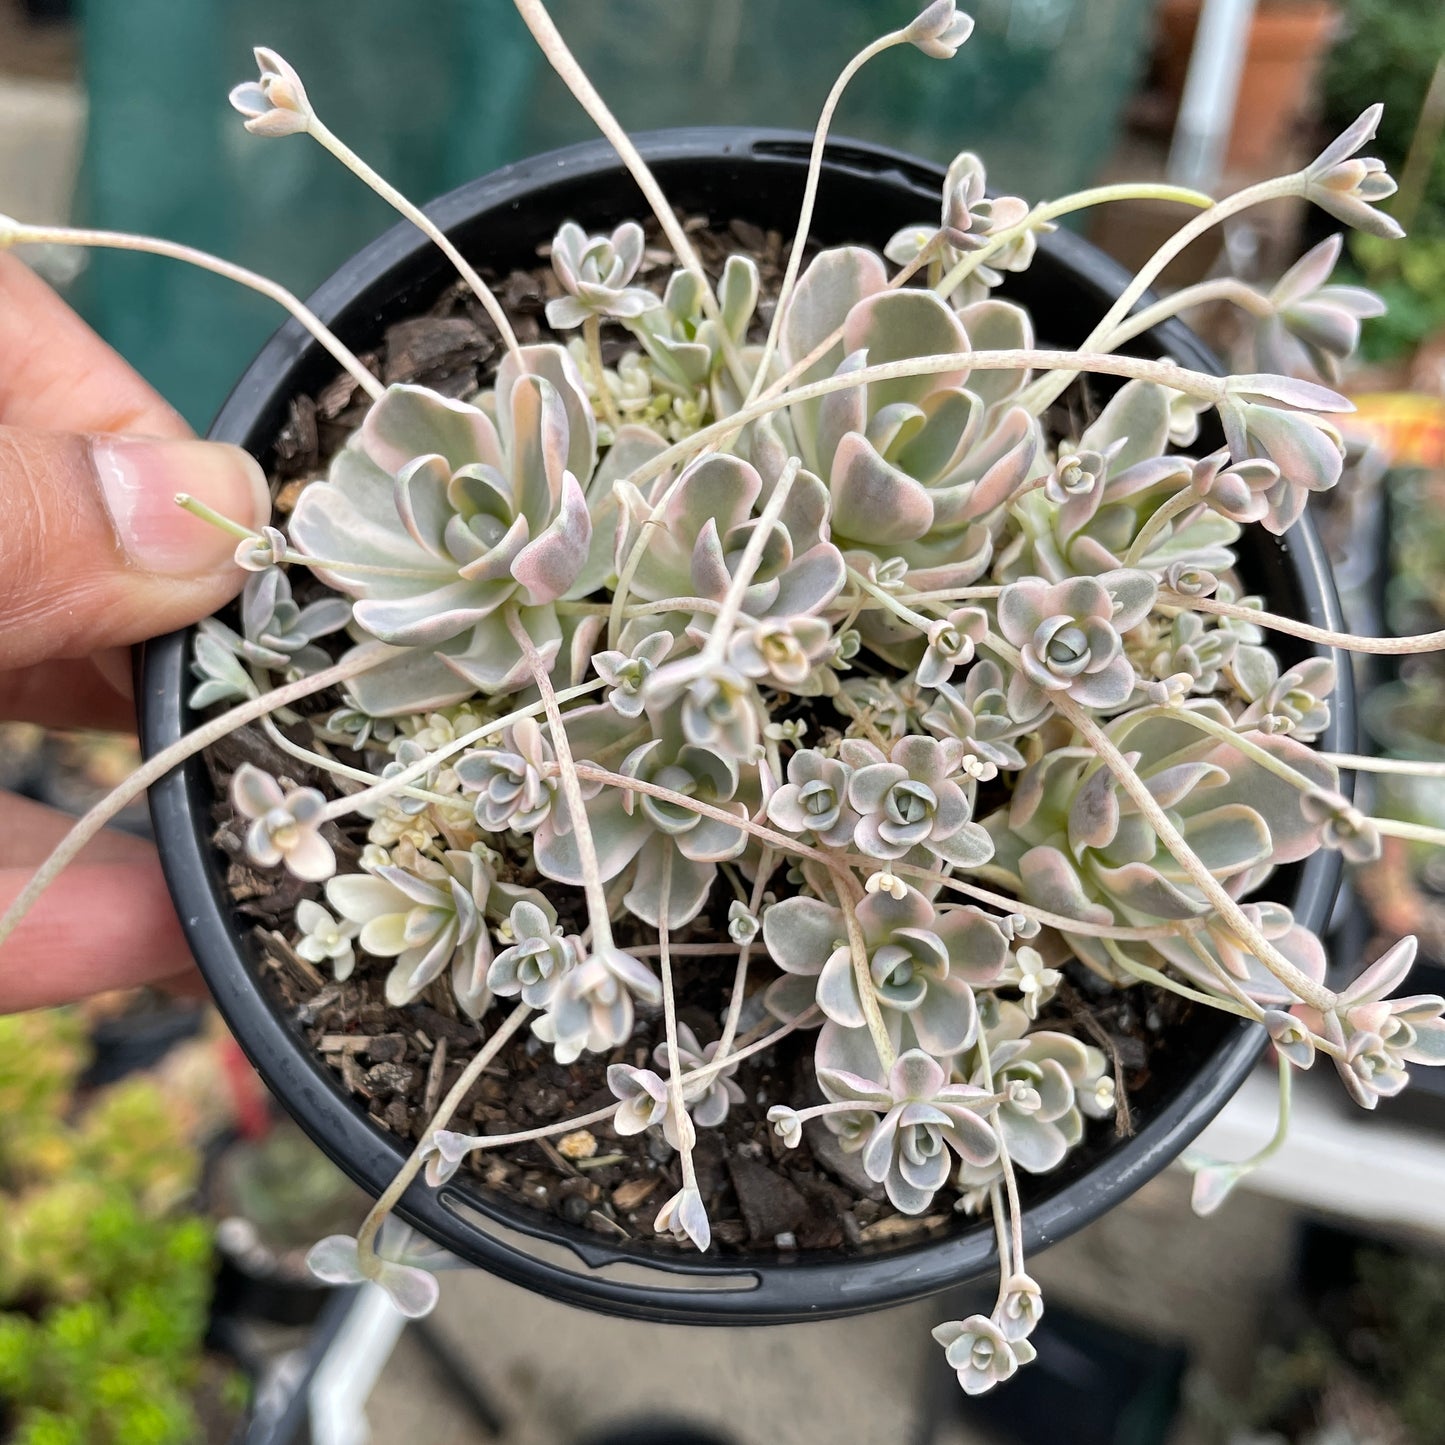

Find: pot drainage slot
<box><xmin>440</xmin><ymin>1191</ymin><xmax>762</xmax><ymax>1292</ymax></box>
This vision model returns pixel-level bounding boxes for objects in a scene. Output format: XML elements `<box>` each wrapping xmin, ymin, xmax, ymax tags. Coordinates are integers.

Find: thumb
<box><xmin>0</xmin><ymin>424</ymin><xmax>271</xmax><ymax>670</ymax></box>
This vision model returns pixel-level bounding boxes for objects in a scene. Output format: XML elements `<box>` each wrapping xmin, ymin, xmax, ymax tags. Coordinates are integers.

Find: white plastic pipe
<box><xmin>308</xmin><ymin>1285</ymin><xmax>410</xmax><ymax>1445</ymax></box>
<box><xmin>1167</xmin><ymin>0</ymin><xmax>1258</xmax><ymax>193</ymax></box>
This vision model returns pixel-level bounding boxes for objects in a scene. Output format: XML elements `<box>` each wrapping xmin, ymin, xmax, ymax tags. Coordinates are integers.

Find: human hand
<box><xmin>0</xmin><ymin>252</ymin><xmax>269</xmax><ymax>1011</ymax></box>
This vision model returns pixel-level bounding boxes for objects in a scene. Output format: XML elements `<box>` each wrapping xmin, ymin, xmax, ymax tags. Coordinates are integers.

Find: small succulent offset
<box><xmin>9</xmin><ymin>0</ymin><xmax>1435</xmax><ymax>1413</ymax></box>
<box><xmin>546</xmin><ymin>221</ymin><xmax>656</xmax><ymax>329</ymax></box>
<box><xmin>814</xmin><ymin>1048</ymin><xmax>999</xmax><ymax>1214</ymax></box>
<box><xmin>231</xmin><ymin>763</ymin><xmax>335</xmax><ymax>882</ymax></box>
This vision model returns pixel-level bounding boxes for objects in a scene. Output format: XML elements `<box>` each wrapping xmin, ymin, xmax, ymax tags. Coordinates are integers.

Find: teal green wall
<box><xmin>75</xmin><ymin>0</ymin><xmax>1152</xmax><ymax>427</ymax></box>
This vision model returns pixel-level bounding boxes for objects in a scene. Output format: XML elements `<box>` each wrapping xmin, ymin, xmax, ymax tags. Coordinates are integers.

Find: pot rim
<box><xmin>139</xmin><ymin>126</ymin><xmax>1350</xmax><ymax>1325</ymax></box>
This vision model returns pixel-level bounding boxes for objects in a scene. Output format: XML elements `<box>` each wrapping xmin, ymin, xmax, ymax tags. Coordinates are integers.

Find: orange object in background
<box><xmin>1344</xmin><ymin>393</ymin><xmax>1445</xmax><ymax>471</ymax></box>
<box><xmin>1155</xmin><ymin>0</ymin><xmax>1341</xmax><ymax>170</ymax></box>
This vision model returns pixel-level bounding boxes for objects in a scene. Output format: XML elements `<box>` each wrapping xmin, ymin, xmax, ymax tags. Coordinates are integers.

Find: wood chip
<box><xmin>537</xmin><ymin>1138</ymin><xmax>580</xmax><ymax>1176</ymax></box>
<box><xmin>318</xmin><ymin>1034</ymin><xmax>371</xmax><ymax>1054</ymax></box>
<box><xmin>611</xmin><ymin>1176</ymin><xmax>660</xmax><ymax>1212</ymax></box>
<box><xmin>382</xmin><ymin>316</ymin><xmax>488</xmax><ymax>385</ymax></box>
<box><xmin>316</xmin><ymin>370</ymin><xmax>363</xmax><ymax>419</ymax></box>
<box><xmin>858</xmin><ymin>1213</ymin><xmax>949</xmax><ymax>1244</ymax></box>
<box><xmin>423</xmin><ymin>1036</ymin><xmax>448</xmax><ymax>1116</ymax></box>
<box><xmin>264</xmin><ymin>929</ymin><xmax>324</xmax><ymax>990</ymax></box>
<box><xmin>585</xmin><ymin>1210</ymin><xmax>631</xmax><ymax>1240</ymax></box>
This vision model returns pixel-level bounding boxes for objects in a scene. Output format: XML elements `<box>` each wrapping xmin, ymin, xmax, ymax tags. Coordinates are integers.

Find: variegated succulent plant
<box><xmin>12</xmin><ymin>0</ymin><xmax>1438</xmax><ymax>1408</ymax></box>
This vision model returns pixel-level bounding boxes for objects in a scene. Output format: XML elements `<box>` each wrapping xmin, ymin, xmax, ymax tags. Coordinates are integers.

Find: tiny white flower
<box><xmin>229</xmin><ymin>48</ymin><xmax>313</xmax><ymax>137</ymax></box>
<box><xmin>294</xmin><ymin>898</ymin><xmax>359</xmax><ymax>980</ymax></box>
<box><xmin>865</xmin><ymin>870</ymin><xmax>909</xmax><ymax>900</ymax></box>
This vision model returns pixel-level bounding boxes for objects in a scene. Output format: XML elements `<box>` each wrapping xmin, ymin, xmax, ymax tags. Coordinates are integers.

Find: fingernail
<box><xmin>91</xmin><ymin>436</ymin><xmax>271</xmax><ymax>576</ymax></box>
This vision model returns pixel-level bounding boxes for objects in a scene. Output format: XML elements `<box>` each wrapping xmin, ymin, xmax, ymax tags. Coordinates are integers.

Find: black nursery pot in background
<box><xmin>139</xmin><ymin>130</ymin><xmax>1351</xmax><ymax>1326</ymax></box>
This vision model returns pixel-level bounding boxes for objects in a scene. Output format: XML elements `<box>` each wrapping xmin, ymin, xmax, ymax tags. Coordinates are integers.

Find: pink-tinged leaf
<box><xmin>1270</xmin><ymin>235</ymin><xmax>1343</xmax><ymax>308</ymax></box>
<box><xmin>362</xmin><ymin>384</ymin><xmax>502</xmax><ymax>476</ymax></box>
<box><xmin>1068</xmin><ymin>763</ymin><xmax>1119</xmax><ymax>852</ymax></box>
<box><xmin>423</xmin><ymin>1130</ymin><xmax>473</xmax><ymax>1186</ymax></box>
<box><xmin>1092</xmin><ymin>861</ymin><xmax>1209</xmax><ymax>920</ymax></box>
<box><xmin>392</xmin><ymin>454</ymin><xmax>456</xmax><ymax>558</ymax></box>
<box><xmin>496</xmin><ymin>343</ymin><xmax>597</xmax><ymax>485</ymax></box>
<box><xmin>285</xmin><ymin>831</ymin><xmax>337</xmax><ymax>883</ymax></box>
<box><xmin>602</xmin><ymin>947</ymin><xmax>663</xmax><ymax>1005</ymax></box>
<box><xmin>1340</xmin><ymin>936</ymin><xmax>1418</xmax><ymax>1007</ymax></box>
<box><xmin>511</xmin><ymin>471</ymin><xmax>591</xmax><ymax>606</ymax></box>
<box><xmin>1095</xmin><ymin>567</ymin><xmax>1158</xmax><ymax>632</ymax></box>
<box><xmin>1244</xmin><ymin>406</ymin><xmax>1344</xmax><ymax>494</ymax></box>
<box><xmin>996</xmin><ymin>577</ymin><xmax>1049</xmax><ymax>645</ymax></box>
<box><xmin>1079</xmin><ymin>380</ymin><xmax>1170</xmax><ymax>473</ymax></box>
<box><xmin>1401</xmin><ymin>1014</ymin><xmax>1445</xmax><ymax>1066</ymax></box>
<box><xmin>1308</xmin><ymin>104</ymin><xmax>1382</xmax><ymax>177</ymax></box>
<box><xmin>842</xmin><ymin>288</ymin><xmax>970</xmax><ymax>411</ymax></box>
<box><xmin>343</xmin><ymin>648</ymin><xmax>479</xmax><ymax>717</ymax></box>
<box><xmin>306</xmin><ymin>1235</ymin><xmax>365</xmax><ymax>1284</ymax></box>
<box><xmin>953</xmin><ymin>299</ymin><xmax>1033</xmax><ymax>407</ymax></box>
<box><xmin>890</xmin><ymin>1047</ymin><xmax>947</xmax><ymax>1101</ymax></box>
<box><xmin>817</xmin><ymin>946</ymin><xmax>868</xmax><ymax>1029</ymax></box>
<box><xmin>1018</xmin><ymin>846</ymin><xmax>1114</xmax><ymax>926</ymax></box>
<box><xmin>813</xmin><ymin>350</ymin><xmax>871</xmax><ymax>476</ymax></box>
<box><xmin>780</xmin><ymin>247</ymin><xmax>889</xmax><ymax>373</ymax></box>
<box><xmin>1068</xmin><ymin>655</ymin><xmax>1136</xmax><ymax>711</ymax></box>
<box><xmin>829</xmin><ymin>433</ymin><xmax>935</xmax><ymax>544</ymax></box>
<box><xmin>507</xmin><ymin>374</ymin><xmax>572</xmax><ymax>524</ymax></box>
<box><xmin>893</xmin><ymin>387</ymin><xmax>980</xmax><ymax>487</ymax></box>
<box><xmin>1229</xmin><ymin>373</ymin><xmax>1353</xmax><ymax>414</ymax></box>
<box><xmin>231</xmin><ymin>763</ymin><xmax>284</xmax><ymax>819</ymax></box>
<box><xmin>966</xmin><ymin>412</ymin><xmax>1040</xmax><ymax>520</ymax></box>
<box><xmin>763</xmin><ymin>896</ymin><xmax>847</xmax><ymax>976</ymax></box>
<box><xmin>354</xmin><ymin>575</ymin><xmax>509</xmax><ymax>645</ymax></box>
<box><xmin>1185</xmin><ymin>1160</ymin><xmax>1242</xmax><ymax>1217</ymax></box>
<box><xmin>376</xmin><ymin>1258</ymin><xmax>442</xmax><ymax>1318</ymax></box>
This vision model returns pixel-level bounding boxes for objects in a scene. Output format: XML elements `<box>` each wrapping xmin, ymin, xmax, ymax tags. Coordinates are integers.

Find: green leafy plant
<box><xmin>0</xmin><ymin>1013</ymin><xmax>239</xmax><ymax>1445</ymax></box>
<box><xmin>1322</xmin><ymin>0</ymin><xmax>1445</xmax><ymax>362</ymax></box>
<box><xmin>6</xmin><ymin>0</ymin><xmax>1445</xmax><ymax>1402</ymax></box>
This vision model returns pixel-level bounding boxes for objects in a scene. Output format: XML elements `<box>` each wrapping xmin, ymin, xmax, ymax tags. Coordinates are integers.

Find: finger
<box><xmin>0</xmin><ymin>792</ymin><xmax>150</xmax><ymax>867</ymax></box>
<box><xmin>151</xmin><ymin>967</ymin><xmax>212</xmax><ymax>1003</ymax></box>
<box><xmin>0</xmin><ymin>654</ymin><xmax>134</xmax><ymax>730</ymax></box>
<box><xmin>0</xmin><ymin>252</ymin><xmax>189</xmax><ymax>437</ymax></box>
<box><xmin>0</xmin><ymin>422</ymin><xmax>271</xmax><ymax>670</ymax></box>
<box><xmin>0</xmin><ymin>859</ymin><xmax>195</xmax><ymax>1012</ymax></box>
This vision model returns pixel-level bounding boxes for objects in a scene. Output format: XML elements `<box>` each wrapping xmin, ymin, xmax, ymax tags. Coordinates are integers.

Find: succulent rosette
<box><xmin>763</xmin><ymin>886</ymin><xmax>1008</xmax><ymax>1054</ymax></box>
<box><xmin>1005</xmin><ymin>381</ymin><xmax>1239</xmax><ymax>580</ymax></box>
<box><xmin>152</xmin><ymin>49</ymin><xmax>1445</xmax><ymax>1408</ymax></box>
<box><xmin>958</xmin><ymin>1012</ymin><xmax>1113</xmax><ymax>1178</ymax></box>
<box><xmin>617</xmin><ymin>450</ymin><xmax>846</xmax><ymax>625</ymax></box>
<box><xmin>775</xmin><ymin>248</ymin><xmax>1040</xmax><ymax>617</ymax></box>
<box><xmin>287</xmin><ymin>345</ymin><xmax>600</xmax><ymax>713</ymax></box>
<box><xmin>324</xmin><ymin>845</ymin><xmax>539</xmax><ymax>1016</ymax></box>
<box><xmin>813</xmin><ymin>1044</ymin><xmax>1000</xmax><ymax>1214</ymax></box>
<box><xmin>839</xmin><ymin>734</ymin><xmax>993</xmax><ymax>867</ymax></box>
<box><xmin>1250</xmin><ymin>235</ymin><xmax>1385</xmax><ymax>385</ymax></box>
<box><xmin>980</xmin><ymin>701</ymin><xmax>1339</xmax><ymax>974</ymax></box>
<box><xmin>996</xmin><ymin>568</ymin><xmax>1157</xmax><ymax>718</ymax></box>
<box><xmin>533</xmin><ymin>707</ymin><xmax>753</xmax><ymax>928</ymax></box>
<box><xmin>545</xmin><ymin>219</ymin><xmax>656</xmax><ymax>328</ymax></box>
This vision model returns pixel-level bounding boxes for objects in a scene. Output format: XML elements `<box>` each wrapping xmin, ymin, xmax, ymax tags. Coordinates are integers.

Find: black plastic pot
<box><xmin>139</xmin><ymin>129</ymin><xmax>1351</xmax><ymax>1325</ymax></box>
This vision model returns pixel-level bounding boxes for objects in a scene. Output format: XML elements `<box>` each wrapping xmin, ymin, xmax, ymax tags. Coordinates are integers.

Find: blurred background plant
<box><xmin>0</xmin><ymin>1010</ymin><xmax>247</xmax><ymax>1445</ymax></box>
<box><xmin>1321</xmin><ymin>0</ymin><xmax>1445</xmax><ymax>367</ymax></box>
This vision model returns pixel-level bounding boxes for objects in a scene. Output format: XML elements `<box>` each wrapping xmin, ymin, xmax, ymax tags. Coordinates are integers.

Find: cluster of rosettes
<box><xmin>203</xmin><ymin>117</ymin><xmax>1445</xmax><ymax>1245</ymax></box>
